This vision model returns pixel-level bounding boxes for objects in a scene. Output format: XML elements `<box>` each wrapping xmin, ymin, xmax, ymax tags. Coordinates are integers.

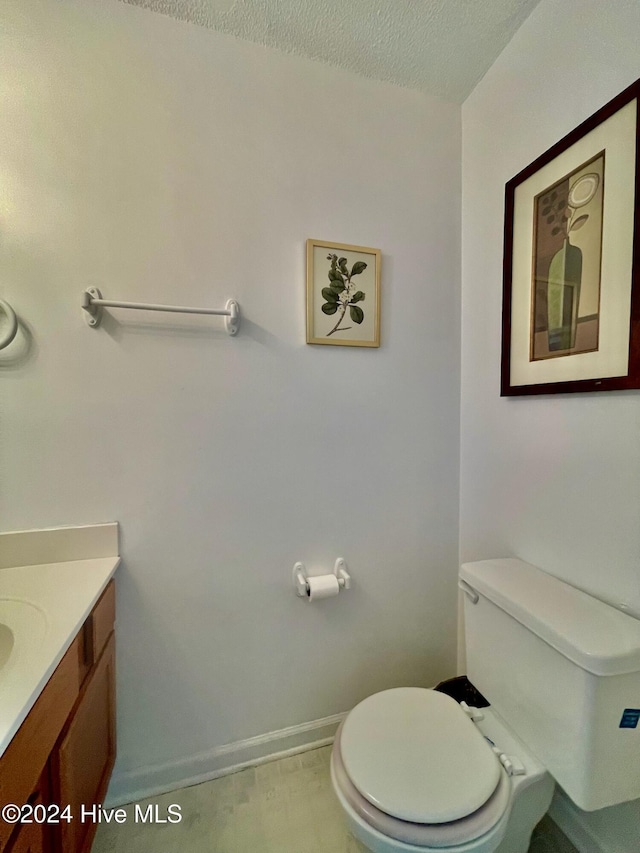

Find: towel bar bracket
<box><xmin>82</xmin><ymin>288</ymin><xmax>103</xmax><ymax>327</ymax></box>
<box><xmin>224</xmin><ymin>300</ymin><xmax>240</xmax><ymax>336</ymax></box>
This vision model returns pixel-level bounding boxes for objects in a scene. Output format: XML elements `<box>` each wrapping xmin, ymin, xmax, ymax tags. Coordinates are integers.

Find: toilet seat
<box><xmin>332</xmin><ymin>734</ymin><xmax>510</xmax><ymax>848</ymax></box>
<box><xmin>340</xmin><ymin>688</ymin><xmax>502</xmax><ymax>823</ymax></box>
<box><xmin>332</xmin><ymin>688</ymin><xmax>512</xmax><ymax>848</ymax></box>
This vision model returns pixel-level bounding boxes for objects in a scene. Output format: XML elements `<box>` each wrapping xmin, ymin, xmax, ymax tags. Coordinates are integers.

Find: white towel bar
<box><xmin>82</xmin><ymin>288</ymin><xmax>240</xmax><ymax>335</ymax></box>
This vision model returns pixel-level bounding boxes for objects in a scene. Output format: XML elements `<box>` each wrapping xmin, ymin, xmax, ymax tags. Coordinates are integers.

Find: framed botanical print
<box><xmin>306</xmin><ymin>239</ymin><xmax>381</xmax><ymax>347</ymax></box>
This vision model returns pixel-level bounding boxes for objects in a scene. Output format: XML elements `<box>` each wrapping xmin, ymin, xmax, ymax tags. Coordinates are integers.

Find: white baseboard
<box><xmin>105</xmin><ymin>711</ymin><xmax>346</xmax><ymax>808</ymax></box>
<box><xmin>549</xmin><ymin>789</ymin><xmax>640</xmax><ymax>853</ymax></box>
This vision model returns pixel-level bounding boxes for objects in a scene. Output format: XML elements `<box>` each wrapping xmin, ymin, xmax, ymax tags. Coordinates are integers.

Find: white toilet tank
<box><xmin>460</xmin><ymin>558</ymin><xmax>640</xmax><ymax>812</ymax></box>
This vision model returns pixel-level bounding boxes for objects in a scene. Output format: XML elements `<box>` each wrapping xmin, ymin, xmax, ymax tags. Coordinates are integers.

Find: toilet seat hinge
<box><xmin>491</xmin><ymin>746</ymin><xmax>526</xmax><ymax>776</ymax></box>
<box><xmin>460</xmin><ymin>701</ymin><xmax>484</xmax><ymax>722</ymax></box>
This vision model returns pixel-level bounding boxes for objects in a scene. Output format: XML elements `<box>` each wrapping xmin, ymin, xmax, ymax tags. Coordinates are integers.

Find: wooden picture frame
<box><xmin>306</xmin><ymin>239</ymin><xmax>381</xmax><ymax>347</ymax></box>
<box><xmin>501</xmin><ymin>78</ymin><xmax>640</xmax><ymax>396</ymax></box>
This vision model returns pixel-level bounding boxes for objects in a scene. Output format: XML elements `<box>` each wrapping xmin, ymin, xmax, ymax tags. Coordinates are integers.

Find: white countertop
<box><xmin>0</xmin><ymin>525</ymin><xmax>120</xmax><ymax>758</ymax></box>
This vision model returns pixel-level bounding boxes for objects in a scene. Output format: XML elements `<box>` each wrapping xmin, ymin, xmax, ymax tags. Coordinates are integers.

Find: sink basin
<box><xmin>0</xmin><ymin>599</ymin><xmax>47</xmax><ymax>674</ymax></box>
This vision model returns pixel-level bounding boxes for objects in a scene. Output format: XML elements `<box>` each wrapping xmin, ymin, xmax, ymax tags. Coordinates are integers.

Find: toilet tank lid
<box><xmin>460</xmin><ymin>559</ymin><xmax>640</xmax><ymax>676</ymax></box>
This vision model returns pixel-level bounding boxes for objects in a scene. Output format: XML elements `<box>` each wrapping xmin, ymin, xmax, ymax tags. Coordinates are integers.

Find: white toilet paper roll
<box><xmin>307</xmin><ymin>574</ymin><xmax>340</xmax><ymax>601</ymax></box>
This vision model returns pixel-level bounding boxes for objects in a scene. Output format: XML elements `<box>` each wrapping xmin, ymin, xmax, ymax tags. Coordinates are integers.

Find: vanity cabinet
<box><xmin>0</xmin><ymin>581</ymin><xmax>116</xmax><ymax>853</ymax></box>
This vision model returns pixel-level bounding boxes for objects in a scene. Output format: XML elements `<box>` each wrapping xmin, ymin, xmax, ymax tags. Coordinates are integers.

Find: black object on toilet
<box><xmin>434</xmin><ymin>675</ymin><xmax>489</xmax><ymax>707</ymax></box>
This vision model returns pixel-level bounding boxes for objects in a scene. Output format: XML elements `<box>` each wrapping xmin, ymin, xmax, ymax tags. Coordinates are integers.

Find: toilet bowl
<box><xmin>330</xmin><ymin>687</ymin><xmax>554</xmax><ymax>853</ymax></box>
<box><xmin>331</xmin><ymin>558</ymin><xmax>640</xmax><ymax>851</ymax></box>
<box><xmin>459</xmin><ymin>558</ymin><xmax>640</xmax><ymax>813</ymax></box>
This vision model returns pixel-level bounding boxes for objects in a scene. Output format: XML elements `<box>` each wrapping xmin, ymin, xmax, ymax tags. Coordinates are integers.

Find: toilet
<box><xmin>331</xmin><ymin>558</ymin><xmax>640</xmax><ymax>853</ymax></box>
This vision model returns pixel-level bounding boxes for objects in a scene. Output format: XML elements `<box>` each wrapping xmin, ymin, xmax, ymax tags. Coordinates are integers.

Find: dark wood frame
<box><xmin>501</xmin><ymin>77</ymin><xmax>640</xmax><ymax>396</ymax></box>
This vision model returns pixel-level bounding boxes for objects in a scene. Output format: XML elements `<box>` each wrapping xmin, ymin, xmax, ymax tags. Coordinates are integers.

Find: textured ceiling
<box><xmin>119</xmin><ymin>0</ymin><xmax>542</xmax><ymax>103</ymax></box>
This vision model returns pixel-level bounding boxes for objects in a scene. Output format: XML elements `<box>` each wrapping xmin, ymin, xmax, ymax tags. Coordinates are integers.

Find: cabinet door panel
<box><xmin>0</xmin><ymin>640</ymin><xmax>80</xmax><ymax>853</ymax></box>
<box><xmin>5</xmin><ymin>787</ymin><xmax>48</xmax><ymax>853</ymax></box>
<box><xmin>5</xmin><ymin>821</ymin><xmax>45</xmax><ymax>853</ymax></box>
<box><xmin>54</xmin><ymin>634</ymin><xmax>116</xmax><ymax>853</ymax></box>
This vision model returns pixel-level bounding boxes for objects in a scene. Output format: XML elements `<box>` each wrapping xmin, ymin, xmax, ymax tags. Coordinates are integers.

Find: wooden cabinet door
<box><xmin>53</xmin><ymin>634</ymin><xmax>116</xmax><ymax>853</ymax></box>
<box><xmin>5</xmin><ymin>787</ymin><xmax>49</xmax><ymax>853</ymax></box>
<box><xmin>0</xmin><ymin>641</ymin><xmax>80</xmax><ymax>853</ymax></box>
<box><xmin>5</xmin><ymin>822</ymin><xmax>45</xmax><ymax>853</ymax></box>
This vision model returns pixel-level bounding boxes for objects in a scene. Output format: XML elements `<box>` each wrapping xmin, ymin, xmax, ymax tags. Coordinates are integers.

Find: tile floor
<box><xmin>92</xmin><ymin>746</ymin><xmax>578</xmax><ymax>853</ymax></box>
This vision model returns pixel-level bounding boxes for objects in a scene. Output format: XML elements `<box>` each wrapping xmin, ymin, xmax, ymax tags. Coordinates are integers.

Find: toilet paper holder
<box><xmin>293</xmin><ymin>559</ymin><xmax>351</xmax><ymax>597</ymax></box>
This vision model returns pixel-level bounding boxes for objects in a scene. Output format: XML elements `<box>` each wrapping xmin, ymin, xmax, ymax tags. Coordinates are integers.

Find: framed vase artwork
<box><xmin>306</xmin><ymin>239</ymin><xmax>381</xmax><ymax>347</ymax></box>
<box><xmin>501</xmin><ymin>77</ymin><xmax>640</xmax><ymax>395</ymax></box>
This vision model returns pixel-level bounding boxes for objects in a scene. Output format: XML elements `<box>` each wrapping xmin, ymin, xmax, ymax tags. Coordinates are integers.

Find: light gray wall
<box><xmin>461</xmin><ymin>0</ymin><xmax>640</xmax><ymax>848</ymax></box>
<box><xmin>0</xmin><ymin>0</ymin><xmax>461</xmax><ymax>801</ymax></box>
<box><xmin>461</xmin><ymin>0</ymin><xmax>640</xmax><ymax>611</ymax></box>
